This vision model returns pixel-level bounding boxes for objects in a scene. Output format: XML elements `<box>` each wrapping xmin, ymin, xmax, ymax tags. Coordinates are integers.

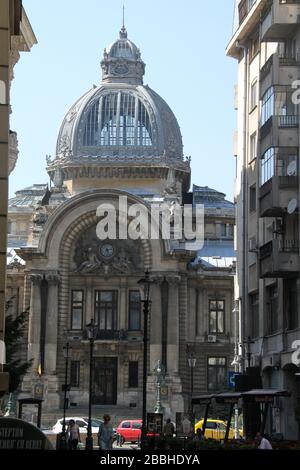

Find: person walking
<box><xmin>163</xmin><ymin>418</ymin><xmax>175</xmax><ymax>438</ymax></box>
<box><xmin>255</xmin><ymin>432</ymin><xmax>273</xmax><ymax>450</ymax></box>
<box><xmin>98</xmin><ymin>414</ymin><xmax>114</xmax><ymax>450</ymax></box>
<box><xmin>194</xmin><ymin>428</ymin><xmax>205</xmax><ymax>442</ymax></box>
<box><xmin>67</xmin><ymin>419</ymin><xmax>81</xmax><ymax>450</ymax></box>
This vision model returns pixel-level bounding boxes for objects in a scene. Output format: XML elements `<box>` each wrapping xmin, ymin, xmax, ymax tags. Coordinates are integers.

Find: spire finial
<box><xmin>120</xmin><ymin>5</ymin><xmax>127</xmax><ymax>38</ymax></box>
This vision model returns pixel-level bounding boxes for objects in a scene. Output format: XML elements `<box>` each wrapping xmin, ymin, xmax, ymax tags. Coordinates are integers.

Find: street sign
<box><xmin>228</xmin><ymin>372</ymin><xmax>240</xmax><ymax>389</ymax></box>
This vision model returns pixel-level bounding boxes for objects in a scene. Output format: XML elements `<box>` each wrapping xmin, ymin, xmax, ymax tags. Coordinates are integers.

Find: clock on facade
<box><xmin>111</xmin><ymin>63</ymin><xmax>129</xmax><ymax>75</ymax></box>
<box><xmin>100</xmin><ymin>243</ymin><xmax>114</xmax><ymax>258</ymax></box>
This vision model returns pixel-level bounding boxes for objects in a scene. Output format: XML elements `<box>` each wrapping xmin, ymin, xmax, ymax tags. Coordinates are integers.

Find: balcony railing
<box><xmin>260</xmin><ymin>239</ymin><xmax>299</xmax><ymax>260</ymax></box>
<box><xmin>278</xmin><ymin>115</ymin><xmax>299</xmax><ymax>128</ymax></box>
<box><xmin>82</xmin><ymin>329</ymin><xmax>128</xmax><ymax>341</ymax></box>
<box><xmin>279</xmin><ymin>53</ymin><xmax>300</xmax><ymax>66</ymax></box>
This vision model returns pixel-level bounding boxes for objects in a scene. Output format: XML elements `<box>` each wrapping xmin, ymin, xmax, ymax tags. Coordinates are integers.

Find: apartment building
<box><xmin>0</xmin><ymin>0</ymin><xmax>36</xmax><ymax>399</ymax></box>
<box><xmin>227</xmin><ymin>0</ymin><xmax>300</xmax><ymax>439</ymax></box>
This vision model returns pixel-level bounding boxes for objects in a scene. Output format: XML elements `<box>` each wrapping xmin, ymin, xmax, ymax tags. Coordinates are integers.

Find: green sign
<box><xmin>0</xmin><ymin>418</ymin><xmax>53</xmax><ymax>450</ymax></box>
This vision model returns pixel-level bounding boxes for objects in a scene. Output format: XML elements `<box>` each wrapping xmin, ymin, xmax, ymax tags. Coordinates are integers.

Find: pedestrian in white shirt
<box><xmin>255</xmin><ymin>432</ymin><xmax>273</xmax><ymax>450</ymax></box>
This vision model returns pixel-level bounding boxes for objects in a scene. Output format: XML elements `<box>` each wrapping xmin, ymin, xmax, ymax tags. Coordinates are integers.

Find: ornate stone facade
<box><xmin>6</xmin><ymin>26</ymin><xmax>235</xmax><ymax>419</ymax></box>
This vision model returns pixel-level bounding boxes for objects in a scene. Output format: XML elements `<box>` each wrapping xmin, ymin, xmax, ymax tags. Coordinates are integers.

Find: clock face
<box><xmin>111</xmin><ymin>63</ymin><xmax>129</xmax><ymax>75</ymax></box>
<box><xmin>100</xmin><ymin>243</ymin><xmax>114</xmax><ymax>258</ymax></box>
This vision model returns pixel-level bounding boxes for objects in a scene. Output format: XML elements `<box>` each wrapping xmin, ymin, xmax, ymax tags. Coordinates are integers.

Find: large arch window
<box><xmin>83</xmin><ymin>91</ymin><xmax>152</xmax><ymax>147</ymax></box>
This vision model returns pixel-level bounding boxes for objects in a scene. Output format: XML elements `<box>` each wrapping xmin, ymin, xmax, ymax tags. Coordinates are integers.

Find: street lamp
<box><xmin>138</xmin><ymin>270</ymin><xmax>154</xmax><ymax>449</ymax></box>
<box><xmin>56</xmin><ymin>342</ymin><xmax>72</xmax><ymax>450</ymax></box>
<box><xmin>85</xmin><ymin>319</ymin><xmax>98</xmax><ymax>450</ymax></box>
<box><xmin>187</xmin><ymin>349</ymin><xmax>196</xmax><ymax>417</ymax></box>
<box><xmin>154</xmin><ymin>360</ymin><xmax>165</xmax><ymax>414</ymax></box>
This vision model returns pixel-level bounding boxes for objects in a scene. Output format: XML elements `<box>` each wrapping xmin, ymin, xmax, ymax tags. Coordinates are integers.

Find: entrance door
<box><xmin>92</xmin><ymin>357</ymin><xmax>118</xmax><ymax>405</ymax></box>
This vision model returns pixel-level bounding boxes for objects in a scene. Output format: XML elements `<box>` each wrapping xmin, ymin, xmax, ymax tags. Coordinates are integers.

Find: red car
<box><xmin>116</xmin><ymin>420</ymin><xmax>142</xmax><ymax>445</ymax></box>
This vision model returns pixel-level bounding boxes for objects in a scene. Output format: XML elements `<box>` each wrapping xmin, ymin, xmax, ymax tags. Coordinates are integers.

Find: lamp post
<box><xmin>138</xmin><ymin>270</ymin><xmax>154</xmax><ymax>449</ymax></box>
<box><xmin>187</xmin><ymin>350</ymin><xmax>196</xmax><ymax>419</ymax></box>
<box><xmin>85</xmin><ymin>319</ymin><xmax>98</xmax><ymax>450</ymax></box>
<box><xmin>154</xmin><ymin>360</ymin><xmax>165</xmax><ymax>414</ymax></box>
<box><xmin>57</xmin><ymin>342</ymin><xmax>72</xmax><ymax>450</ymax></box>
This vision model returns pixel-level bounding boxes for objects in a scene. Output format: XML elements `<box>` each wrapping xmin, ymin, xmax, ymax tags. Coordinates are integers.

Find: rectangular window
<box><xmin>261</xmin><ymin>87</ymin><xmax>275</xmax><ymax>125</ymax></box>
<box><xmin>260</xmin><ymin>148</ymin><xmax>275</xmax><ymax>186</ymax></box>
<box><xmin>249</xmin><ymin>33</ymin><xmax>260</xmax><ymax>61</ymax></box>
<box><xmin>71</xmin><ymin>290</ymin><xmax>84</xmax><ymax>330</ymax></box>
<box><xmin>249</xmin><ymin>293</ymin><xmax>259</xmax><ymax>338</ymax></box>
<box><xmin>128</xmin><ymin>290</ymin><xmax>141</xmax><ymax>330</ymax></box>
<box><xmin>249</xmin><ymin>132</ymin><xmax>257</xmax><ymax>161</ymax></box>
<box><xmin>220</xmin><ymin>224</ymin><xmax>227</xmax><ymax>237</ymax></box>
<box><xmin>250</xmin><ymin>80</ymin><xmax>258</xmax><ymax>111</ymax></box>
<box><xmin>95</xmin><ymin>290</ymin><xmax>118</xmax><ymax>331</ymax></box>
<box><xmin>70</xmin><ymin>361</ymin><xmax>80</xmax><ymax>387</ymax></box>
<box><xmin>128</xmin><ymin>361</ymin><xmax>139</xmax><ymax>388</ymax></box>
<box><xmin>207</xmin><ymin>357</ymin><xmax>227</xmax><ymax>391</ymax></box>
<box><xmin>209</xmin><ymin>300</ymin><xmax>225</xmax><ymax>334</ymax></box>
<box><xmin>266</xmin><ymin>284</ymin><xmax>278</xmax><ymax>334</ymax></box>
<box><xmin>249</xmin><ymin>185</ymin><xmax>256</xmax><ymax>212</ymax></box>
<box><xmin>286</xmin><ymin>279</ymin><xmax>298</xmax><ymax>331</ymax></box>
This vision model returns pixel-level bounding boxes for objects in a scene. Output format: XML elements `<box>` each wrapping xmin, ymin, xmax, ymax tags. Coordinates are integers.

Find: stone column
<box><xmin>119</xmin><ymin>281</ymin><xmax>127</xmax><ymax>330</ymax></box>
<box><xmin>149</xmin><ymin>282</ymin><xmax>162</xmax><ymax>371</ymax></box>
<box><xmin>166</xmin><ymin>276</ymin><xmax>180</xmax><ymax>375</ymax></box>
<box><xmin>44</xmin><ymin>274</ymin><xmax>60</xmax><ymax>374</ymax></box>
<box><xmin>28</xmin><ymin>274</ymin><xmax>43</xmax><ymax>369</ymax></box>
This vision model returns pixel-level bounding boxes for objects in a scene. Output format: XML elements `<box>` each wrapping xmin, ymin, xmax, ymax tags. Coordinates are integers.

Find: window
<box><xmin>250</xmin><ymin>80</ymin><xmax>258</xmax><ymax>110</ymax></box>
<box><xmin>83</xmin><ymin>92</ymin><xmax>152</xmax><ymax>147</ymax></box>
<box><xmin>286</xmin><ymin>279</ymin><xmax>298</xmax><ymax>331</ymax></box>
<box><xmin>260</xmin><ymin>148</ymin><xmax>275</xmax><ymax>186</ymax></box>
<box><xmin>128</xmin><ymin>361</ymin><xmax>139</xmax><ymax>388</ymax></box>
<box><xmin>121</xmin><ymin>422</ymin><xmax>131</xmax><ymax>428</ymax></box>
<box><xmin>261</xmin><ymin>87</ymin><xmax>275</xmax><ymax>125</ymax></box>
<box><xmin>71</xmin><ymin>290</ymin><xmax>84</xmax><ymax>330</ymax></box>
<box><xmin>220</xmin><ymin>224</ymin><xmax>227</xmax><ymax>237</ymax></box>
<box><xmin>209</xmin><ymin>300</ymin><xmax>225</xmax><ymax>334</ymax></box>
<box><xmin>207</xmin><ymin>357</ymin><xmax>227</xmax><ymax>391</ymax></box>
<box><xmin>249</xmin><ymin>132</ymin><xmax>257</xmax><ymax>161</ymax></box>
<box><xmin>249</xmin><ymin>185</ymin><xmax>256</xmax><ymax>212</ymax></box>
<box><xmin>249</xmin><ymin>33</ymin><xmax>260</xmax><ymax>61</ymax></box>
<box><xmin>266</xmin><ymin>285</ymin><xmax>278</xmax><ymax>334</ymax></box>
<box><xmin>261</xmin><ymin>86</ymin><xmax>298</xmax><ymax>127</ymax></box>
<box><xmin>128</xmin><ymin>291</ymin><xmax>141</xmax><ymax>330</ymax></box>
<box><xmin>95</xmin><ymin>291</ymin><xmax>118</xmax><ymax>331</ymax></box>
<box><xmin>249</xmin><ymin>293</ymin><xmax>259</xmax><ymax>338</ymax></box>
<box><xmin>228</xmin><ymin>224</ymin><xmax>234</xmax><ymax>238</ymax></box>
<box><xmin>70</xmin><ymin>361</ymin><xmax>80</xmax><ymax>387</ymax></box>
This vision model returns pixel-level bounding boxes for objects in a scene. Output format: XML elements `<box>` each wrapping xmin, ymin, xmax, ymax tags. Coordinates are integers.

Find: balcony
<box><xmin>260</xmin><ymin>53</ymin><xmax>300</xmax><ymax>85</ymax></box>
<box><xmin>262</xmin><ymin>1</ymin><xmax>300</xmax><ymax>41</ymax></box>
<box><xmin>260</xmin><ymin>239</ymin><xmax>299</xmax><ymax>278</ymax></box>
<box><xmin>260</xmin><ymin>115</ymin><xmax>299</xmax><ymax>145</ymax></box>
<box><xmin>82</xmin><ymin>329</ymin><xmax>128</xmax><ymax>341</ymax></box>
<box><xmin>260</xmin><ymin>169</ymin><xmax>298</xmax><ymax>217</ymax></box>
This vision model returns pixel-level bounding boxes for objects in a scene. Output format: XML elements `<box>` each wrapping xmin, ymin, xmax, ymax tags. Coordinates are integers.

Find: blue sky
<box><xmin>10</xmin><ymin>0</ymin><xmax>237</xmax><ymax>200</ymax></box>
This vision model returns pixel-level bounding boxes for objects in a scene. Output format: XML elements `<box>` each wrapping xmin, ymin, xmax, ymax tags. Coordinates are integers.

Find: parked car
<box><xmin>116</xmin><ymin>419</ymin><xmax>142</xmax><ymax>445</ymax></box>
<box><xmin>194</xmin><ymin>419</ymin><xmax>237</xmax><ymax>440</ymax></box>
<box><xmin>52</xmin><ymin>417</ymin><xmax>117</xmax><ymax>445</ymax></box>
<box><xmin>52</xmin><ymin>417</ymin><xmax>102</xmax><ymax>435</ymax></box>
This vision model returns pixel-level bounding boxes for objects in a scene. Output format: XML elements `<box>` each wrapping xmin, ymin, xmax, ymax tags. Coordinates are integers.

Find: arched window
<box><xmin>83</xmin><ymin>92</ymin><xmax>152</xmax><ymax>147</ymax></box>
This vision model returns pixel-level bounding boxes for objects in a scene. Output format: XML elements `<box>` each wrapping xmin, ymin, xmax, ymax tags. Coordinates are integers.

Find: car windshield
<box><xmin>91</xmin><ymin>419</ymin><xmax>102</xmax><ymax>427</ymax></box>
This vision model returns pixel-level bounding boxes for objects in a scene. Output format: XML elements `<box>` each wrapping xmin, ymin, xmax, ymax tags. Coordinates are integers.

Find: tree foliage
<box><xmin>4</xmin><ymin>299</ymin><xmax>32</xmax><ymax>393</ymax></box>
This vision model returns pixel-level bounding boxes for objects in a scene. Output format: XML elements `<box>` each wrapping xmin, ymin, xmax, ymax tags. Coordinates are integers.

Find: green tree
<box><xmin>4</xmin><ymin>300</ymin><xmax>32</xmax><ymax>393</ymax></box>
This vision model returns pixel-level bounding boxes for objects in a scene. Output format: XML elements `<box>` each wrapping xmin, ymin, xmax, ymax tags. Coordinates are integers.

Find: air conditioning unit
<box><xmin>207</xmin><ymin>335</ymin><xmax>217</xmax><ymax>343</ymax></box>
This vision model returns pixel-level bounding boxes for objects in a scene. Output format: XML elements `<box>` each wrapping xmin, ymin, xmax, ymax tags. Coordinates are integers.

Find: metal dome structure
<box><xmin>47</xmin><ymin>26</ymin><xmax>190</xmax><ymax>193</ymax></box>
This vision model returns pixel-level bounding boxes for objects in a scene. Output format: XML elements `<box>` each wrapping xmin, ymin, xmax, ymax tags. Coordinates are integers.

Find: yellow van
<box><xmin>194</xmin><ymin>419</ymin><xmax>236</xmax><ymax>440</ymax></box>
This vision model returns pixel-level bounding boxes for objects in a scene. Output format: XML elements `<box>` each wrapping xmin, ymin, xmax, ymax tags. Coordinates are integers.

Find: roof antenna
<box><xmin>120</xmin><ymin>5</ymin><xmax>127</xmax><ymax>38</ymax></box>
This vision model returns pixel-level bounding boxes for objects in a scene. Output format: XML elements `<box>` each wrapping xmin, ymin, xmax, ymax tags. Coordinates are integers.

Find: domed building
<box><xmin>6</xmin><ymin>26</ymin><xmax>235</xmax><ymax>421</ymax></box>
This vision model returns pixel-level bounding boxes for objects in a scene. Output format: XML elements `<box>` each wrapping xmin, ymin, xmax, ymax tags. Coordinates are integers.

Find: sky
<box><xmin>10</xmin><ymin>0</ymin><xmax>237</xmax><ymax>200</ymax></box>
